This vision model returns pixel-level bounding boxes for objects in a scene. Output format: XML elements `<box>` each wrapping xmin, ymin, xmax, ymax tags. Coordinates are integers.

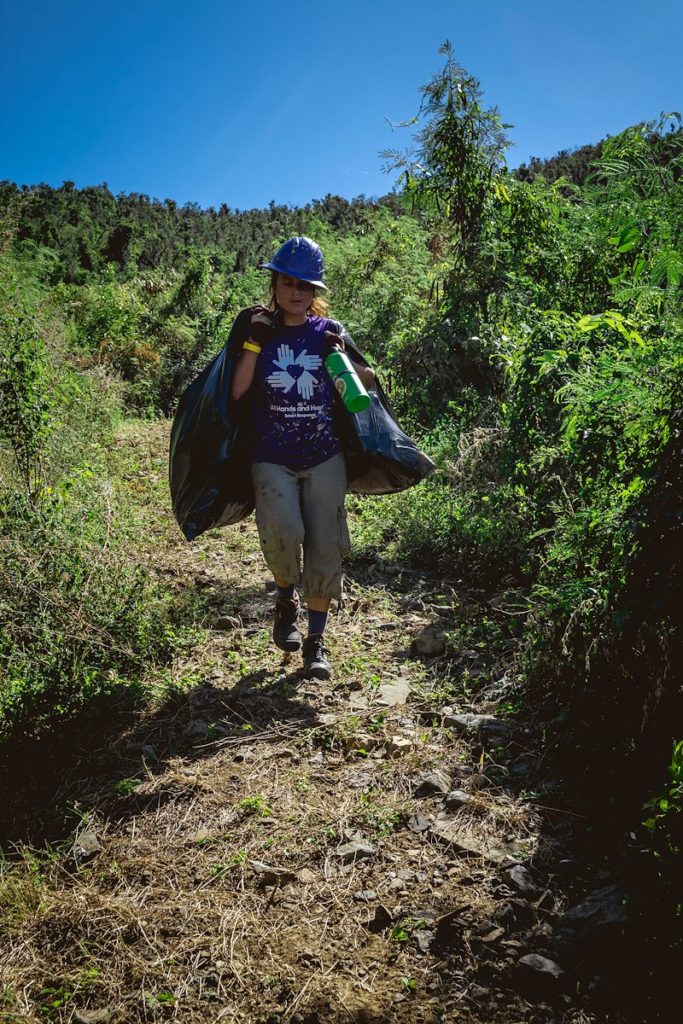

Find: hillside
<box><xmin>1</xmin><ymin>45</ymin><xmax>682</xmax><ymax>1023</ymax></box>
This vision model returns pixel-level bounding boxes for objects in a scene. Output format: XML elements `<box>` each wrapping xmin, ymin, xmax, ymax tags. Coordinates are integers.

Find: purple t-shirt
<box><xmin>250</xmin><ymin>316</ymin><xmax>343</xmax><ymax>469</ymax></box>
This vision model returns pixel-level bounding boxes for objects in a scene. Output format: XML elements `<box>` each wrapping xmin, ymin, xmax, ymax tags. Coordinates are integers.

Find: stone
<box><xmin>407</xmin><ymin>813</ymin><xmax>431</xmax><ymax>833</ymax></box>
<box><xmin>506</xmin><ymin>865</ymin><xmax>537</xmax><ymax>898</ymax></box>
<box><xmin>443</xmin><ymin>713</ymin><xmax>511</xmax><ymax>739</ymax></box>
<box><xmin>397</xmin><ymin>868</ymin><xmax>416</xmax><ymax>882</ymax></box>
<box><xmin>444</xmin><ymin>789</ymin><xmax>472</xmax><ymax>809</ymax></box>
<box><xmin>184</xmin><ymin>719</ymin><xmax>210</xmax><ymax>740</ymax></box>
<box><xmin>518</xmin><ymin>953</ymin><xmax>564</xmax><ymax>985</ymax></box>
<box><xmin>73</xmin><ymin>1011</ymin><xmax>112</xmax><ymax>1024</ymax></box>
<box><xmin>466</xmin><ymin>772</ymin><xmax>490</xmax><ymax>792</ymax></box>
<box><xmin>387</xmin><ymin>735</ymin><xmax>413</xmax><ymax>756</ymax></box>
<box><xmin>213</xmin><ymin>614</ymin><xmax>241</xmax><ymax>631</ymax></box>
<box><xmin>73</xmin><ymin>831</ymin><xmax>101</xmax><ymax>863</ymax></box>
<box><xmin>478</xmin><ymin>926</ymin><xmax>505</xmax><ymax>944</ymax></box>
<box><xmin>415</xmin><ymin>929</ymin><xmax>435</xmax><ymax>953</ymax></box>
<box><xmin>414</xmin><ymin>770</ymin><xmax>451</xmax><ymax>797</ymax></box>
<box><xmin>296</xmin><ymin>868</ymin><xmax>318</xmax><ymax>884</ymax></box>
<box><xmin>559</xmin><ymin>884</ymin><xmax>628</xmax><ymax>932</ymax></box>
<box><xmin>552</xmin><ymin>885</ymin><xmax>628</xmax><ymax>962</ymax></box>
<box><xmin>469</xmin><ymin>985</ymin><xmax>490</xmax><ymax>1000</ymax></box>
<box><xmin>343</xmin><ymin>732</ymin><xmax>380</xmax><ymax>753</ymax></box>
<box><xmin>377</xmin><ymin>678</ymin><xmax>411</xmax><ymax>706</ymax></box>
<box><xmin>249</xmin><ymin>860</ymin><xmax>297</xmax><ymax>884</ymax></box>
<box><xmin>412</xmin><ymin>626</ymin><xmax>447</xmax><ymax>657</ymax></box>
<box><xmin>354</xmin><ymin>890</ymin><xmax>377</xmax><ymax>902</ymax></box>
<box><xmin>334</xmin><ymin>840</ymin><xmax>376</xmax><ymax>863</ymax></box>
<box><xmin>434</xmin><ymin>909</ymin><xmax>465</xmax><ymax>950</ymax></box>
<box><xmin>429</xmin><ymin>822</ymin><xmax>523</xmax><ymax>866</ymax></box>
<box><xmin>494</xmin><ymin>899</ymin><xmax>536</xmax><ymax>930</ymax></box>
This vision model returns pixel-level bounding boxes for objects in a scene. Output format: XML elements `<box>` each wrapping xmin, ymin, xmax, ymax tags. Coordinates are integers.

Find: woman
<box><xmin>230</xmin><ymin>237</ymin><xmax>376</xmax><ymax>680</ymax></box>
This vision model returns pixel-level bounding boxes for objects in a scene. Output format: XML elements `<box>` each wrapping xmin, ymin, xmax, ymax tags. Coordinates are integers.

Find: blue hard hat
<box><xmin>260</xmin><ymin>236</ymin><xmax>327</xmax><ymax>290</ymax></box>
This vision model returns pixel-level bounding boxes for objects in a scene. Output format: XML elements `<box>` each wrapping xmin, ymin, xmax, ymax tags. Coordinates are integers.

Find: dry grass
<box><xmin>0</xmin><ymin>420</ymin><xmax>593</xmax><ymax>1024</ymax></box>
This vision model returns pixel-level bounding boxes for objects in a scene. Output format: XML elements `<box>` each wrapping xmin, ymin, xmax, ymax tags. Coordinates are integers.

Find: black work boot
<box><xmin>273</xmin><ymin>594</ymin><xmax>302</xmax><ymax>652</ymax></box>
<box><xmin>302</xmin><ymin>633</ymin><xmax>331</xmax><ymax>680</ymax></box>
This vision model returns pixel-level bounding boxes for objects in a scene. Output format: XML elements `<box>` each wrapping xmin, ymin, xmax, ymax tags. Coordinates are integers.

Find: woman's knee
<box><xmin>256</xmin><ymin>512</ymin><xmax>304</xmax><ymax>557</ymax></box>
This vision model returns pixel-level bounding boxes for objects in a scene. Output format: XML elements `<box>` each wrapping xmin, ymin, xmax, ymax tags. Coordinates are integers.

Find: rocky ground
<box><xmin>0</xmin><ymin>422</ymin><xmax>628</xmax><ymax>1024</ymax></box>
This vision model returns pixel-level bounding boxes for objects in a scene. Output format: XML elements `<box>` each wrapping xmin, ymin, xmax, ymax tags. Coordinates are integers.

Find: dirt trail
<box><xmin>1</xmin><ymin>421</ymin><xmax>590</xmax><ymax>1024</ymax></box>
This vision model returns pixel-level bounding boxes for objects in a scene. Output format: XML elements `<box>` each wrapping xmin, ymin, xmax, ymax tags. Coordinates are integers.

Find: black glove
<box><xmin>249</xmin><ymin>306</ymin><xmax>274</xmax><ymax>346</ymax></box>
<box><xmin>322</xmin><ymin>330</ymin><xmax>346</xmax><ymax>359</ymax></box>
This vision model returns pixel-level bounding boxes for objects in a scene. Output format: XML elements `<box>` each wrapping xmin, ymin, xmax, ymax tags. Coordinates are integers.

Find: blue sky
<box><xmin>1</xmin><ymin>0</ymin><xmax>681</xmax><ymax>210</ymax></box>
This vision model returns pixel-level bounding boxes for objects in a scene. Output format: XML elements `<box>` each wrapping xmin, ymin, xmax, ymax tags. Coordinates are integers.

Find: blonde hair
<box><xmin>268</xmin><ymin>271</ymin><xmax>329</xmax><ymax>318</ymax></box>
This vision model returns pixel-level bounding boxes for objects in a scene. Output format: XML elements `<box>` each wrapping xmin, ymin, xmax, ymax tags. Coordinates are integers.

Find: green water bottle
<box><xmin>324</xmin><ymin>347</ymin><xmax>370</xmax><ymax>413</ymax></box>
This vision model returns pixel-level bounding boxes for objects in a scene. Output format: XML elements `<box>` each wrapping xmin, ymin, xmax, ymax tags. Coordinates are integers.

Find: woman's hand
<box><xmin>323</xmin><ymin>330</ymin><xmax>346</xmax><ymax>358</ymax></box>
<box><xmin>249</xmin><ymin>306</ymin><xmax>274</xmax><ymax>346</ymax></box>
<box><xmin>324</xmin><ymin>331</ymin><xmax>376</xmax><ymax>390</ymax></box>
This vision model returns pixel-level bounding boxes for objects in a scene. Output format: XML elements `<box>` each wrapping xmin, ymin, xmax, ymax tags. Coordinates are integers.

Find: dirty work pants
<box><xmin>251</xmin><ymin>453</ymin><xmax>350</xmax><ymax>602</ymax></box>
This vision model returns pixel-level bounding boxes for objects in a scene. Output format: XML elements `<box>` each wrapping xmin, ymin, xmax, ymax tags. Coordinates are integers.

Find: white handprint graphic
<box><xmin>266</xmin><ymin>345</ymin><xmax>320</xmax><ymax>399</ymax></box>
<box><xmin>267</xmin><ymin>368</ymin><xmax>296</xmax><ymax>392</ymax></box>
<box><xmin>297</xmin><ymin>370</ymin><xmax>317</xmax><ymax>400</ymax></box>
<box><xmin>296</xmin><ymin>349</ymin><xmax>322</xmax><ymax>371</ymax></box>
<box><xmin>273</xmin><ymin>344</ymin><xmax>295</xmax><ymax>370</ymax></box>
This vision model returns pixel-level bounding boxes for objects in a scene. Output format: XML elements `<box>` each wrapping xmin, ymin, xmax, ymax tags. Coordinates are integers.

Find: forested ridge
<box><xmin>1</xmin><ymin>44</ymin><xmax>681</xmax><ymax>1024</ymax></box>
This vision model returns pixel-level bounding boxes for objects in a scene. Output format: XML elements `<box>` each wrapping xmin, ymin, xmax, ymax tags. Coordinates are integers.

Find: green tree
<box><xmin>383</xmin><ymin>40</ymin><xmax>511</xmax><ymax>292</ymax></box>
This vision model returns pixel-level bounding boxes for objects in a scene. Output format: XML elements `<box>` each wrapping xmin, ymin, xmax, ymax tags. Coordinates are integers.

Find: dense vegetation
<box><xmin>1</xmin><ymin>41</ymin><xmax>681</xmax><ymax>1006</ymax></box>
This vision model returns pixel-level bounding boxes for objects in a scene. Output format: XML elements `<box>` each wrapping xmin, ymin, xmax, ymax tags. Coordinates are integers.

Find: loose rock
<box><xmin>444</xmin><ymin>712</ymin><xmax>511</xmax><ymax>739</ymax></box>
<box><xmin>334</xmin><ymin>840</ymin><xmax>376</xmax><ymax>863</ymax></box>
<box><xmin>434</xmin><ymin>909</ymin><xmax>465</xmax><ymax>950</ymax></box>
<box><xmin>184</xmin><ymin>719</ymin><xmax>210</xmax><ymax>740</ymax></box>
<box><xmin>518</xmin><ymin>953</ymin><xmax>564</xmax><ymax>989</ymax></box>
<box><xmin>429</xmin><ymin>821</ymin><xmax>523</xmax><ymax>866</ymax></box>
<box><xmin>213</xmin><ymin>614</ymin><xmax>241</xmax><ymax>631</ymax></box>
<box><xmin>415</xmin><ymin>770</ymin><xmax>451</xmax><ymax>797</ymax></box>
<box><xmin>445</xmin><ymin>789</ymin><xmax>472</xmax><ymax>810</ymax></box>
<box><xmin>559</xmin><ymin>884</ymin><xmax>628</xmax><ymax>933</ymax></box>
<box><xmin>506</xmin><ymin>864</ymin><xmax>538</xmax><ymax>898</ymax></box>
<box><xmin>377</xmin><ymin>678</ymin><xmax>411</xmax><ymax>706</ymax></box>
<box><xmin>552</xmin><ymin>884</ymin><xmax>628</xmax><ymax>962</ymax></box>
<box><xmin>478</xmin><ymin>926</ymin><xmax>506</xmax><ymax>944</ymax></box>
<box><xmin>249</xmin><ymin>861</ymin><xmax>297</xmax><ymax>884</ymax></box>
<box><xmin>494</xmin><ymin>899</ymin><xmax>536</xmax><ymax>930</ymax></box>
<box><xmin>407</xmin><ymin>812</ymin><xmax>431</xmax><ymax>833</ymax></box>
<box><xmin>387</xmin><ymin>735</ymin><xmax>413</xmax><ymax>756</ymax></box>
<box><xmin>73</xmin><ymin>1011</ymin><xmax>112</xmax><ymax>1024</ymax></box>
<box><xmin>73</xmin><ymin>831</ymin><xmax>101</xmax><ymax>864</ymax></box>
<box><xmin>415</xmin><ymin>929</ymin><xmax>435</xmax><ymax>953</ymax></box>
<box><xmin>354</xmin><ymin>890</ymin><xmax>377</xmax><ymax>902</ymax></box>
<box><xmin>412</xmin><ymin>626</ymin><xmax>447</xmax><ymax>657</ymax></box>
<box><xmin>344</xmin><ymin>732</ymin><xmax>380</xmax><ymax>753</ymax></box>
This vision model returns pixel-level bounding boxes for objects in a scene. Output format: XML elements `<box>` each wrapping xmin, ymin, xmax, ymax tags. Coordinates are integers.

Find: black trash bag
<box><xmin>169</xmin><ymin>311</ymin><xmax>435</xmax><ymax>541</ymax></box>
<box><xmin>169</xmin><ymin>309</ymin><xmax>254</xmax><ymax>540</ymax></box>
<box><xmin>328</xmin><ymin>321</ymin><xmax>436</xmax><ymax>494</ymax></box>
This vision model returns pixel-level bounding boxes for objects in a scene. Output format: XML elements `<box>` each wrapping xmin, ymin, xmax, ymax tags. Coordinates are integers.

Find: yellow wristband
<box><xmin>243</xmin><ymin>340</ymin><xmax>262</xmax><ymax>354</ymax></box>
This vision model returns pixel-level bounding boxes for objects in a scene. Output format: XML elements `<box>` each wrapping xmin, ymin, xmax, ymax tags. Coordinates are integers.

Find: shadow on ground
<box><xmin>0</xmin><ymin>577</ymin><xmax>321</xmax><ymax>848</ymax></box>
